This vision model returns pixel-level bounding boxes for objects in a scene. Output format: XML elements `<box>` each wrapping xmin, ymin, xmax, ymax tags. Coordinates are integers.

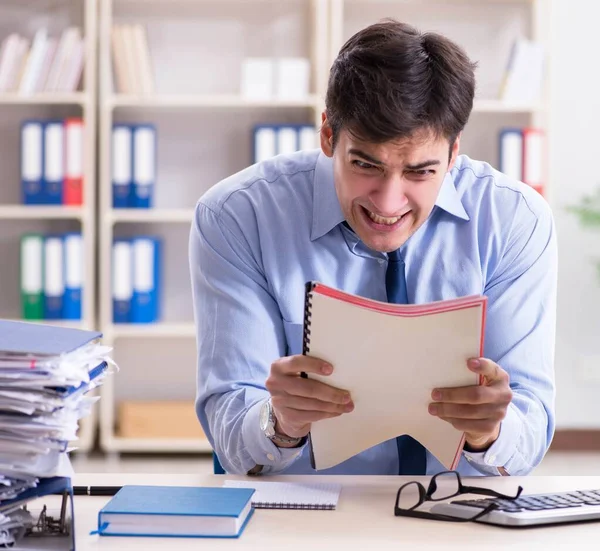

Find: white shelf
<box><xmin>0</xmin><ymin>93</ymin><xmax>89</xmax><ymax>106</ymax></box>
<box><xmin>104</xmin><ymin>436</ymin><xmax>213</xmax><ymax>453</ymax></box>
<box><xmin>472</xmin><ymin>99</ymin><xmax>546</xmax><ymax>113</ymax></box>
<box><xmin>108</xmin><ymin>94</ymin><xmax>322</xmax><ymax>109</ymax></box>
<box><xmin>108</xmin><ymin>208</ymin><xmax>195</xmax><ymax>224</ymax></box>
<box><xmin>0</xmin><ymin>205</ymin><xmax>85</xmax><ymax>220</ymax></box>
<box><xmin>106</xmin><ymin>322</ymin><xmax>196</xmax><ymax>339</ymax></box>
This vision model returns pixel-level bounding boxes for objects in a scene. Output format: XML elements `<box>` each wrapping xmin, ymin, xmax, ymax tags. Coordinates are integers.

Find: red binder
<box><xmin>63</xmin><ymin>117</ymin><xmax>83</xmax><ymax>205</ymax></box>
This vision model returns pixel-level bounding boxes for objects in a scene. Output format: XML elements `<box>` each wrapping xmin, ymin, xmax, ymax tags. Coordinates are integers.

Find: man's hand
<box><xmin>265</xmin><ymin>355</ymin><xmax>354</xmax><ymax>440</ymax></box>
<box><xmin>428</xmin><ymin>358</ymin><xmax>513</xmax><ymax>451</ymax></box>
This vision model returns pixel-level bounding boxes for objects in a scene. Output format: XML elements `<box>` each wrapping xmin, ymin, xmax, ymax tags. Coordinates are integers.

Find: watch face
<box><xmin>259</xmin><ymin>400</ymin><xmax>270</xmax><ymax>432</ymax></box>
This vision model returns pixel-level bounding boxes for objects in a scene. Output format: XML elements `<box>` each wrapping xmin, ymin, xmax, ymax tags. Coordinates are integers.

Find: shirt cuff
<box><xmin>462</xmin><ymin>404</ymin><xmax>522</xmax><ymax>476</ymax></box>
<box><xmin>241</xmin><ymin>398</ymin><xmax>306</xmax><ymax>474</ymax></box>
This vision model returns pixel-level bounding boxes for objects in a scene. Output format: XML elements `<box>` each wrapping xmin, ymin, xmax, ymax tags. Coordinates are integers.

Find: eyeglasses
<box><xmin>394</xmin><ymin>470</ymin><xmax>523</xmax><ymax>523</ymax></box>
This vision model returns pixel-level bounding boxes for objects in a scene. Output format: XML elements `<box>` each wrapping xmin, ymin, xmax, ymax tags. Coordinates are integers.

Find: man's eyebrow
<box><xmin>348</xmin><ymin>148</ymin><xmax>384</xmax><ymax>166</ymax></box>
<box><xmin>405</xmin><ymin>160</ymin><xmax>441</xmax><ymax>170</ymax></box>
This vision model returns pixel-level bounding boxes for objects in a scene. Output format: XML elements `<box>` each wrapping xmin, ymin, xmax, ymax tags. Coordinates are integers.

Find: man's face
<box><xmin>321</xmin><ymin>116</ymin><xmax>460</xmax><ymax>253</ymax></box>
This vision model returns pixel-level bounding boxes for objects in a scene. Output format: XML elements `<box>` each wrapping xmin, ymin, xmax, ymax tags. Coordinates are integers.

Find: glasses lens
<box><xmin>397</xmin><ymin>482</ymin><xmax>422</xmax><ymax>510</ymax></box>
<box><xmin>430</xmin><ymin>471</ymin><xmax>460</xmax><ymax>501</ymax></box>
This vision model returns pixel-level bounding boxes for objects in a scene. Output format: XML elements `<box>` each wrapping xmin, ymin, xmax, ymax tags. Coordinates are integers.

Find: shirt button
<box><xmin>378</xmin><ymin>259</ymin><xmax>385</xmax><ymax>265</ymax></box>
<box><xmin>266</xmin><ymin>453</ymin><xmax>275</xmax><ymax>461</ymax></box>
<box><xmin>488</xmin><ymin>454</ymin><xmax>497</xmax><ymax>464</ymax></box>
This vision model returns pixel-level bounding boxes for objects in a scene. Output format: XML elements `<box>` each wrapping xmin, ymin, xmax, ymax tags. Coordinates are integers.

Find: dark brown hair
<box><xmin>325</xmin><ymin>19</ymin><xmax>477</xmax><ymax>150</ymax></box>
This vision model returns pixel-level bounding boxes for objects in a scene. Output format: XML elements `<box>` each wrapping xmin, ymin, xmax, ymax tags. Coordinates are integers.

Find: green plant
<box><xmin>567</xmin><ymin>188</ymin><xmax>600</xmax><ymax>281</ymax></box>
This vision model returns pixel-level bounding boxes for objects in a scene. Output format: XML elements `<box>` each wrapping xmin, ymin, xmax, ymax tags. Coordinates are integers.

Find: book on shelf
<box><xmin>20</xmin><ymin>233</ymin><xmax>83</xmax><ymax>321</ymax></box>
<box><xmin>111</xmin><ymin>24</ymin><xmax>154</xmax><ymax>95</ymax></box>
<box><xmin>301</xmin><ymin>282</ymin><xmax>487</xmax><ymax>472</ymax></box>
<box><xmin>499</xmin><ymin>37</ymin><xmax>545</xmax><ymax>104</ymax></box>
<box><xmin>112</xmin><ymin>236</ymin><xmax>161</xmax><ymax>324</ymax></box>
<box><xmin>21</xmin><ymin>118</ymin><xmax>84</xmax><ymax>205</ymax></box>
<box><xmin>0</xmin><ymin>27</ymin><xmax>84</xmax><ymax>95</ymax></box>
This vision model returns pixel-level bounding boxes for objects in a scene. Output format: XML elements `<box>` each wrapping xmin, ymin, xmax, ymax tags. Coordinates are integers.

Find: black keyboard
<box><xmin>451</xmin><ymin>489</ymin><xmax>600</xmax><ymax>512</ymax></box>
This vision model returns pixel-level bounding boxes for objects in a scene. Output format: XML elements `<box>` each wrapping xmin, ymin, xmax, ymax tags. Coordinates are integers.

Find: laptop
<box><xmin>430</xmin><ymin>487</ymin><xmax>600</xmax><ymax>527</ymax></box>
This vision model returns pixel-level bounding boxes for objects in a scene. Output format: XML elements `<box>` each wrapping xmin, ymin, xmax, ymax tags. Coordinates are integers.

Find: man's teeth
<box><xmin>366</xmin><ymin>210</ymin><xmax>403</xmax><ymax>225</ymax></box>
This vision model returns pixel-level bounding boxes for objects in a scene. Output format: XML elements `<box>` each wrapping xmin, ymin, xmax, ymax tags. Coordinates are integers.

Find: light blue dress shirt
<box><xmin>190</xmin><ymin>149</ymin><xmax>557</xmax><ymax>477</ymax></box>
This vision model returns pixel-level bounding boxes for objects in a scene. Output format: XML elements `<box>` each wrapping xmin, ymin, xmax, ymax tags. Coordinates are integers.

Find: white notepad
<box><xmin>222</xmin><ymin>480</ymin><xmax>342</xmax><ymax>510</ymax></box>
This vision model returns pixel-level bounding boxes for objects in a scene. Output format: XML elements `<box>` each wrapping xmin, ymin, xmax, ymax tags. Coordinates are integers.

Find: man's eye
<box><xmin>409</xmin><ymin>169</ymin><xmax>435</xmax><ymax>176</ymax></box>
<box><xmin>352</xmin><ymin>160</ymin><xmax>376</xmax><ymax>170</ymax></box>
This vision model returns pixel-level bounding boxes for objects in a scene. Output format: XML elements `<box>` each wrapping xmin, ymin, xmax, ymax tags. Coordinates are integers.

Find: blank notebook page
<box><xmin>222</xmin><ymin>480</ymin><xmax>342</xmax><ymax>510</ymax></box>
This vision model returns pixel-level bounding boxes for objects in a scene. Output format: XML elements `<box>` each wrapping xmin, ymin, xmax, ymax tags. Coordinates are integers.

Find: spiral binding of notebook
<box><xmin>223</xmin><ymin>480</ymin><xmax>342</xmax><ymax>510</ymax></box>
<box><xmin>302</xmin><ymin>281</ymin><xmax>315</xmax><ymax>357</ymax></box>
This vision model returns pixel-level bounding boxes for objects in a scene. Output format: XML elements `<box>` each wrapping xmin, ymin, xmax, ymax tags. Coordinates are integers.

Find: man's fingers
<box><xmin>280</xmin><ymin>408</ymin><xmax>342</xmax><ymax>425</ymax></box>
<box><xmin>432</xmin><ymin>382</ymin><xmax>512</xmax><ymax>405</ymax></box>
<box><xmin>273</xmin><ymin>395</ymin><xmax>354</xmax><ymax>415</ymax></box>
<box><xmin>271</xmin><ymin>355</ymin><xmax>332</xmax><ymax>377</ymax></box>
<box><xmin>429</xmin><ymin>402</ymin><xmax>506</xmax><ymax>421</ymax></box>
<box><xmin>467</xmin><ymin>357</ymin><xmax>509</xmax><ymax>384</ymax></box>
<box><xmin>438</xmin><ymin>417</ymin><xmax>501</xmax><ymax>434</ymax></box>
<box><xmin>281</xmin><ymin>377</ymin><xmax>351</xmax><ymax>405</ymax></box>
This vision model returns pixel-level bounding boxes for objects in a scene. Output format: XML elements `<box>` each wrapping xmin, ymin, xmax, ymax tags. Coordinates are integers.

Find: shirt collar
<box><xmin>311</xmin><ymin>153</ymin><xmax>469</xmax><ymax>242</ymax></box>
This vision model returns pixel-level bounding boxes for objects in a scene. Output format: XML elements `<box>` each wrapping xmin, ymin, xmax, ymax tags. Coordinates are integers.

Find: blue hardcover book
<box><xmin>0</xmin><ymin>319</ymin><xmax>101</xmax><ymax>357</ymax></box>
<box><xmin>94</xmin><ymin>486</ymin><xmax>255</xmax><ymax>538</ymax></box>
<box><xmin>62</xmin><ymin>232</ymin><xmax>83</xmax><ymax>320</ymax></box>
<box><xmin>131</xmin><ymin>124</ymin><xmax>156</xmax><ymax>208</ymax></box>
<box><xmin>112</xmin><ymin>124</ymin><xmax>133</xmax><ymax>208</ymax></box>
<box><xmin>42</xmin><ymin>120</ymin><xmax>65</xmax><ymax>205</ymax></box>
<box><xmin>131</xmin><ymin>236</ymin><xmax>161</xmax><ymax>323</ymax></box>
<box><xmin>20</xmin><ymin>120</ymin><xmax>44</xmax><ymax>204</ymax></box>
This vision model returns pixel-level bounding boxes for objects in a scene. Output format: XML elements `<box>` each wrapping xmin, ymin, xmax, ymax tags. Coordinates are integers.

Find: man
<box><xmin>189</xmin><ymin>19</ymin><xmax>557</xmax><ymax>477</ymax></box>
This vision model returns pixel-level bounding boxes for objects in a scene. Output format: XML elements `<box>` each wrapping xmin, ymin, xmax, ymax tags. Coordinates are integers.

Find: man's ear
<box><xmin>448</xmin><ymin>132</ymin><xmax>461</xmax><ymax>171</ymax></box>
<box><xmin>320</xmin><ymin>111</ymin><xmax>334</xmax><ymax>158</ymax></box>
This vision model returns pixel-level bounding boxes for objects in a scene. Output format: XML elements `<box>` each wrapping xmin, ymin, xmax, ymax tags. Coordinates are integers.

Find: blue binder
<box><xmin>43</xmin><ymin>235</ymin><xmax>65</xmax><ymax>320</ymax></box>
<box><xmin>42</xmin><ymin>120</ymin><xmax>65</xmax><ymax>205</ymax></box>
<box><xmin>0</xmin><ymin>319</ymin><xmax>101</xmax><ymax>356</ymax></box>
<box><xmin>131</xmin><ymin>236</ymin><xmax>161</xmax><ymax>323</ymax></box>
<box><xmin>20</xmin><ymin>120</ymin><xmax>44</xmax><ymax>204</ymax></box>
<box><xmin>131</xmin><ymin>124</ymin><xmax>156</xmax><ymax>208</ymax></box>
<box><xmin>112</xmin><ymin>124</ymin><xmax>133</xmax><ymax>208</ymax></box>
<box><xmin>112</xmin><ymin>238</ymin><xmax>133</xmax><ymax>323</ymax></box>
<box><xmin>62</xmin><ymin>232</ymin><xmax>83</xmax><ymax>320</ymax></box>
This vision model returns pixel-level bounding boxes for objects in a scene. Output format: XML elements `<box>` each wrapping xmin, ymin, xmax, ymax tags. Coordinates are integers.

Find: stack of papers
<box><xmin>0</xmin><ymin>320</ymin><xmax>114</xmax><ymax>546</ymax></box>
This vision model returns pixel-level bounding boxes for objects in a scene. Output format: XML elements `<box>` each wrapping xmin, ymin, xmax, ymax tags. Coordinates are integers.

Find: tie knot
<box><xmin>387</xmin><ymin>249</ymin><xmax>402</xmax><ymax>262</ymax></box>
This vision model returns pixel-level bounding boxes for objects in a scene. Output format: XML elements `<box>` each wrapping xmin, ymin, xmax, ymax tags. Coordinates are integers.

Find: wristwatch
<box><xmin>259</xmin><ymin>399</ymin><xmax>306</xmax><ymax>448</ymax></box>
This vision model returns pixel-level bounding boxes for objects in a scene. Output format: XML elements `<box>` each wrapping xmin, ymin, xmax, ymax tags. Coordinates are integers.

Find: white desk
<box><xmin>39</xmin><ymin>473</ymin><xmax>600</xmax><ymax>550</ymax></box>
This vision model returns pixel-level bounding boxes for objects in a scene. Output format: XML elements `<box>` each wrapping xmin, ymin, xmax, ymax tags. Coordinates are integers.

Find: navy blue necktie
<box><xmin>386</xmin><ymin>249</ymin><xmax>427</xmax><ymax>475</ymax></box>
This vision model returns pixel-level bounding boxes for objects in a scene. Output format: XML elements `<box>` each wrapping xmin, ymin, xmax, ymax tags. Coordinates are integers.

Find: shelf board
<box><xmin>108</xmin><ymin>93</ymin><xmax>321</xmax><ymax>109</ymax></box>
<box><xmin>108</xmin><ymin>208</ymin><xmax>195</xmax><ymax>224</ymax></box>
<box><xmin>0</xmin><ymin>92</ymin><xmax>89</xmax><ymax>106</ymax></box>
<box><xmin>0</xmin><ymin>205</ymin><xmax>85</xmax><ymax>220</ymax></box>
<box><xmin>472</xmin><ymin>99</ymin><xmax>546</xmax><ymax>113</ymax></box>
<box><xmin>106</xmin><ymin>322</ymin><xmax>196</xmax><ymax>339</ymax></box>
<box><xmin>105</xmin><ymin>437</ymin><xmax>213</xmax><ymax>453</ymax></box>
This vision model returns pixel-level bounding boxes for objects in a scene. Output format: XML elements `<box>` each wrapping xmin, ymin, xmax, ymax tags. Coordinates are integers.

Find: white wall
<box><xmin>549</xmin><ymin>0</ymin><xmax>600</xmax><ymax>428</ymax></box>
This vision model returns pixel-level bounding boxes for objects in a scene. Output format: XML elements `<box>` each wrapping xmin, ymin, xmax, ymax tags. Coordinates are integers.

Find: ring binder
<box><xmin>302</xmin><ymin>280</ymin><xmax>315</xmax><ymax>357</ymax></box>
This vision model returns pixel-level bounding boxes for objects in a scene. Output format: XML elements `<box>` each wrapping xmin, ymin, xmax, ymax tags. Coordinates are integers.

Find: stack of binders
<box><xmin>0</xmin><ymin>320</ymin><xmax>114</xmax><ymax>548</ymax></box>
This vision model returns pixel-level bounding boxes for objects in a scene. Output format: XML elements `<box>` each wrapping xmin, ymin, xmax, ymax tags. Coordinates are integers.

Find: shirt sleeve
<box><xmin>464</xmin><ymin>189</ymin><xmax>557</xmax><ymax>476</ymax></box>
<box><xmin>189</xmin><ymin>200</ymin><xmax>305</xmax><ymax>475</ymax></box>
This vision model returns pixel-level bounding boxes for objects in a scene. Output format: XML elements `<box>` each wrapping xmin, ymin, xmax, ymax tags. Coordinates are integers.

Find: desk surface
<box><xmin>52</xmin><ymin>473</ymin><xmax>600</xmax><ymax>549</ymax></box>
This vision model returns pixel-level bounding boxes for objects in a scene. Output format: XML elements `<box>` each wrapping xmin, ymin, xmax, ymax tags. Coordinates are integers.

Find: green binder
<box><xmin>20</xmin><ymin>233</ymin><xmax>44</xmax><ymax>320</ymax></box>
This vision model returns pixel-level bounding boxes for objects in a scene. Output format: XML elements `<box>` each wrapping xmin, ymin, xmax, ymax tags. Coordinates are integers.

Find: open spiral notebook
<box><xmin>222</xmin><ymin>480</ymin><xmax>342</xmax><ymax>510</ymax></box>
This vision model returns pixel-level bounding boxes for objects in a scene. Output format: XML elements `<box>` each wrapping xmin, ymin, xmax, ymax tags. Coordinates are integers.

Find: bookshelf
<box><xmin>97</xmin><ymin>0</ymin><xmax>329</xmax><ymax>453</ymax></box>
<box><xmin>0</xmin><ymin>0</ymin><xmax>98</xmax><ymax>453</ymax></box>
